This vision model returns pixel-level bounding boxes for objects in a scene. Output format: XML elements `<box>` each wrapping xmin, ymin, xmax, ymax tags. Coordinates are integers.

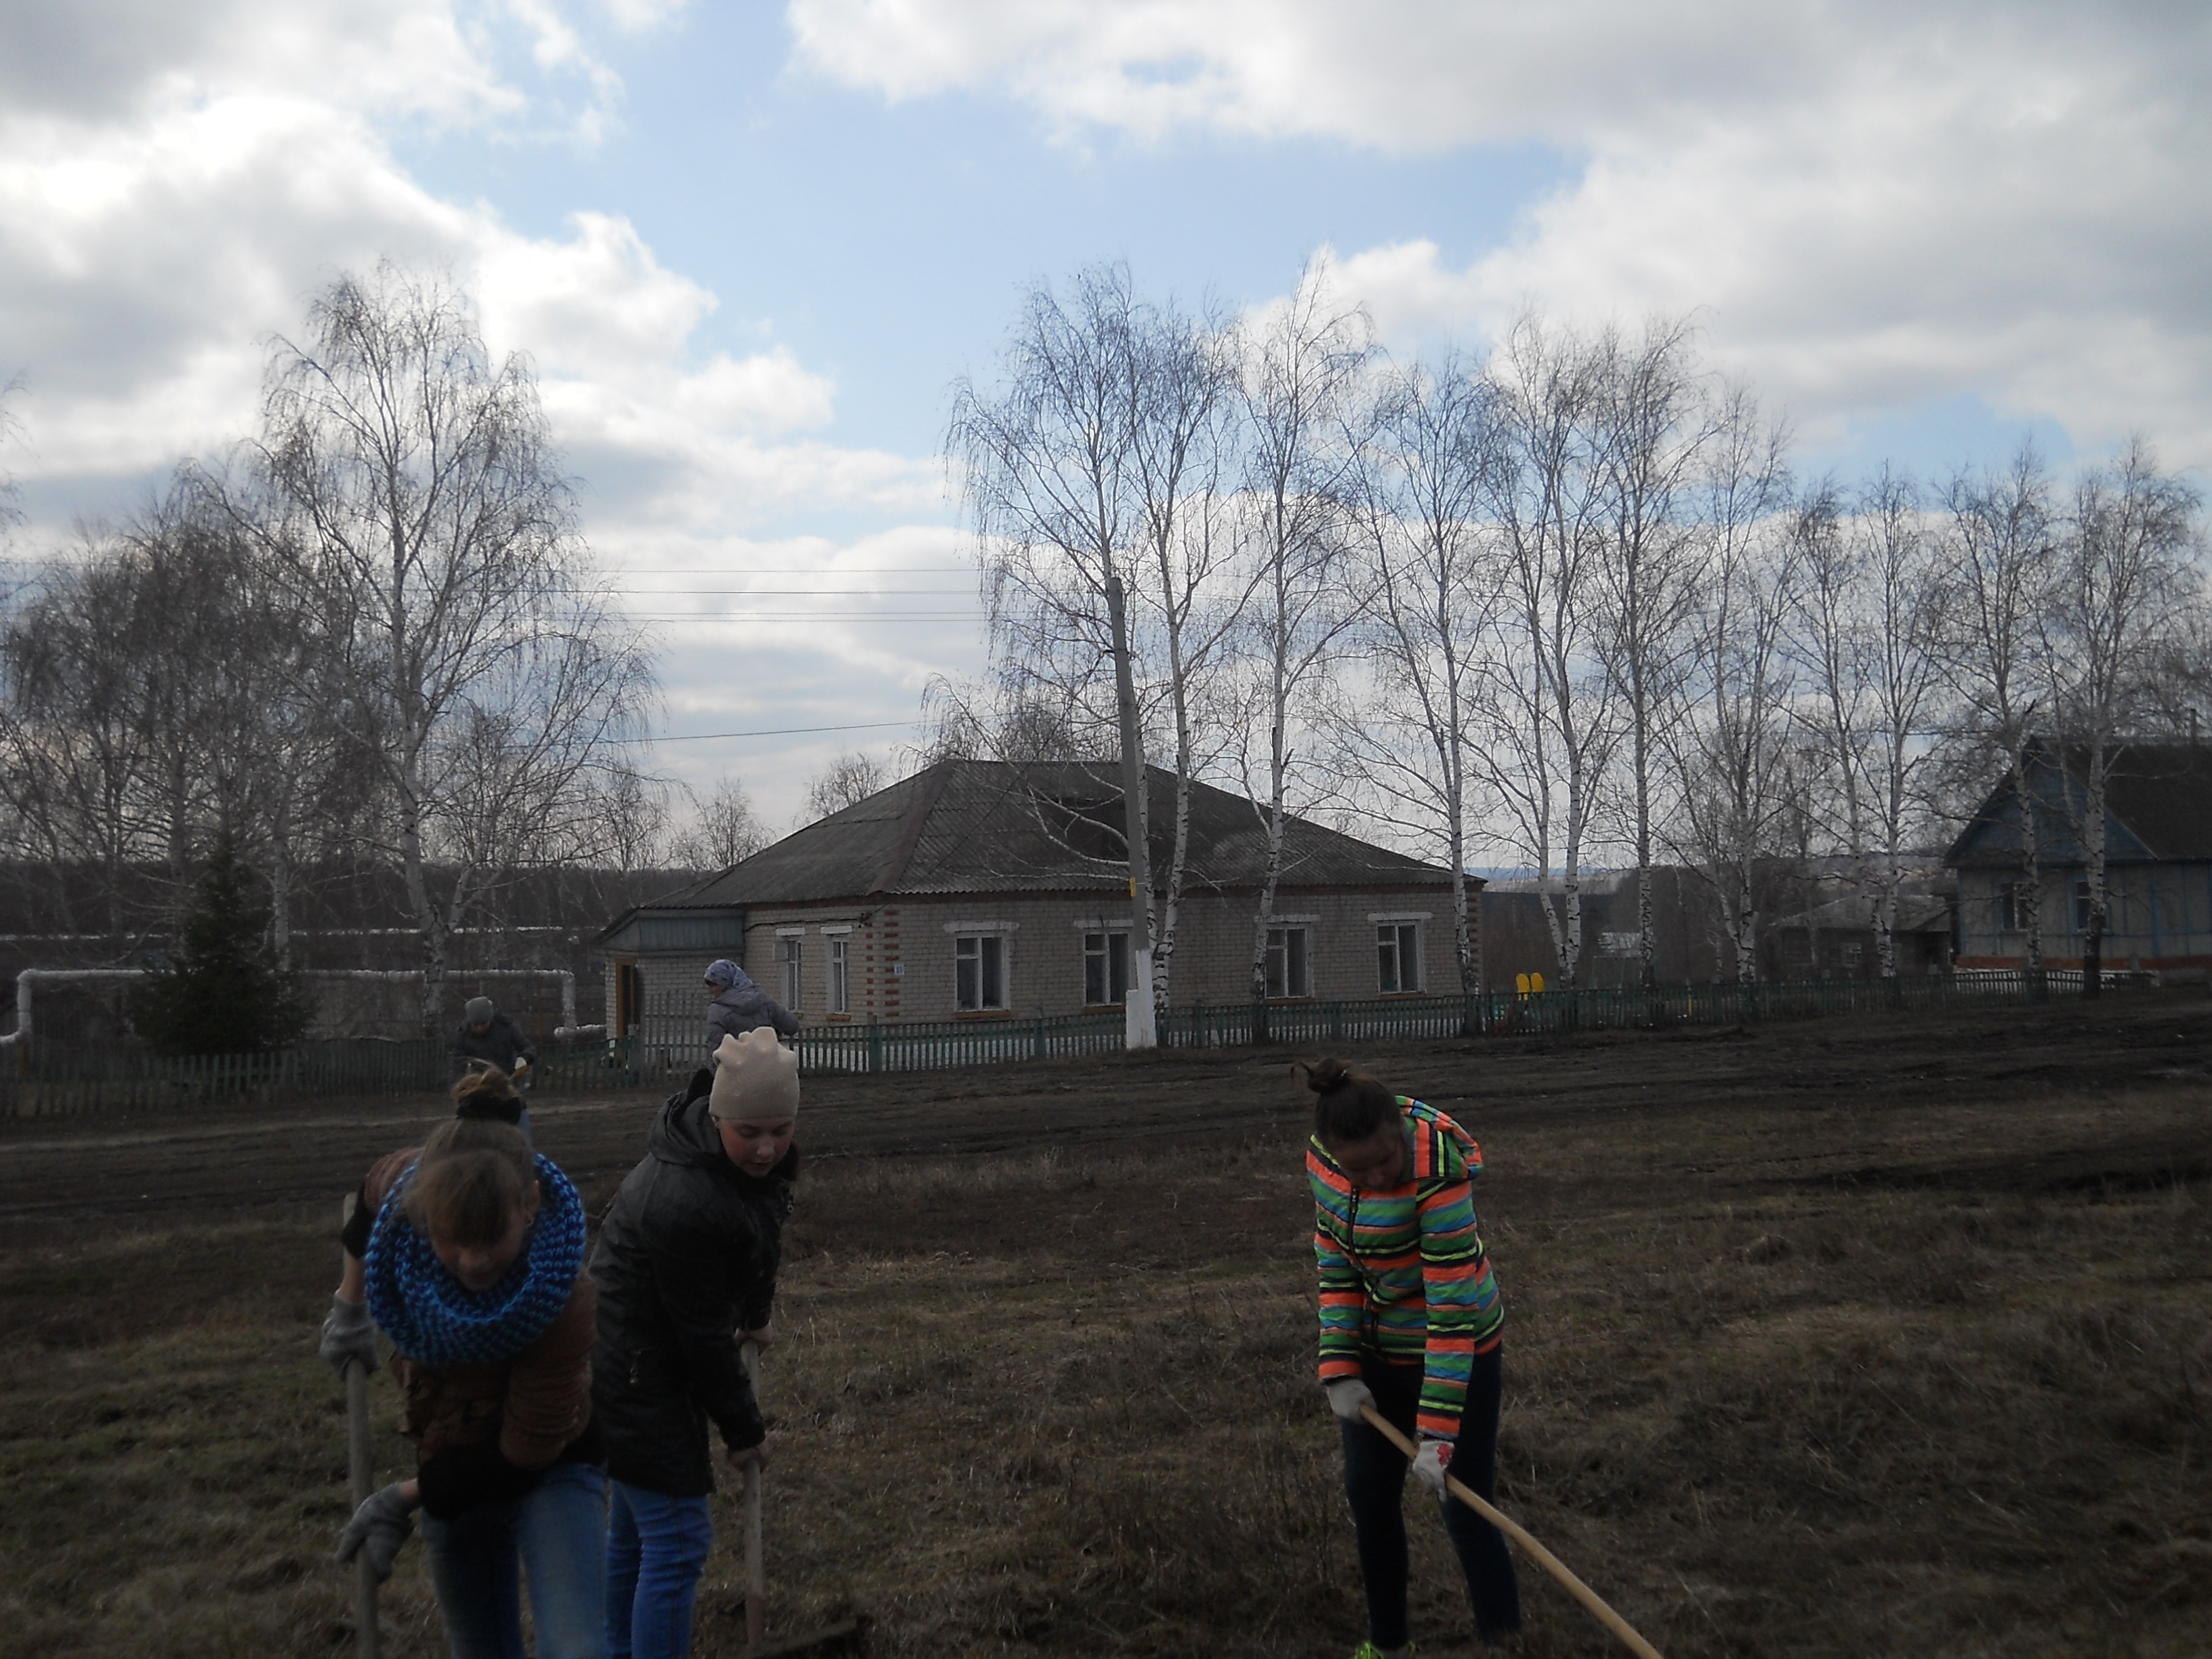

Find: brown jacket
<box><xmin>359</xmin><ymin>1147</ymin><xmax>596</xmax><ymax>1469</ymax></box>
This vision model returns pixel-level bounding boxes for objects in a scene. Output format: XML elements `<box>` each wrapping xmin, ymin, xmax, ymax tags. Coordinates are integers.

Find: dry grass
<box><xmin>3</xmin><ymin>1025</ymin><xmax>2210</xmax><ymax>1657</ymax></box>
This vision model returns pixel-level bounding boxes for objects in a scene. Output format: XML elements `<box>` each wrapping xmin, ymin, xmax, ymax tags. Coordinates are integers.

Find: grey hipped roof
<box><xmin>628</xmin><ymin>759</ymin><xmax>1456</xmax><ymax>919</ymax></box>
<box><xmin>1946</xmin><ymin>741</ymin><xmax>2212</xmax><ymax>868</ymax></box>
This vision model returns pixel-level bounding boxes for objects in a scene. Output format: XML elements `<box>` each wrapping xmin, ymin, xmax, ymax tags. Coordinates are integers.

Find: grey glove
<box><xmin>1324</xmin><ymin>1378</ymin><xmax>1376</xmax><ymax>1422</ymax></box>
<box><xmin>319</xmin><ymin>1293</ymin><xmax>379</xmax><ymax>1379</ymax></box>
<box><xmin>336</xmin><ymin>1483</ymin><xmax>416</xmax><ymax>1584</ymax></box>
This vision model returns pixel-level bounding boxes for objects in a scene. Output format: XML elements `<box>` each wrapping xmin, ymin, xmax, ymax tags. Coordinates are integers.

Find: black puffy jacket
<box><xmin>588</xmin><ymin>1069</ymin><xmax>795</xmax><ymax>1497</ymax></box>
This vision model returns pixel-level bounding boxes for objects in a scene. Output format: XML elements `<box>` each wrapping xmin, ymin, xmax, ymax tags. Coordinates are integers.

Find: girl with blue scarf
<box><xmin>331</xmin><ymin>1112</ymin><xmax>607</xmax><ymax>1659</ymax></box>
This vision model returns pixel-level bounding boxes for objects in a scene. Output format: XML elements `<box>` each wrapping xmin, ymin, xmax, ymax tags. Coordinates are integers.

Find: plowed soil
<box><xmin>6</xmin><ymin>989</ymin><xmax>2211</xmax><ymax>1232</ymax></box>
<box><xmin>3</xmin><ymin>991</ymin><xmax>2210</xmax><ymax>1658</ymax></box>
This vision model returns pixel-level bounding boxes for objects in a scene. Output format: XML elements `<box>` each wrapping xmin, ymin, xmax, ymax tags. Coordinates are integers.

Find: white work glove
<box><xmin>1412</xmin><ymin>1436</ymin><xmax>1454</xmax><ymax>1498</ymax></box>
<box><xmin>319</xmin><ymin>1294</ymin><xmax>379</xmax><ymax>1380</ymax></box>
<box><xmin>336</xmin><ymin>1483</ymin><xmax>417</xmax><ymax>1584</ymax></box>
<box><xmin>512</xmin><ymin>1057</ymin><xmax>531</xmax><ymax>1073</ymax></box>
<box><xmin>1324</xmin><ymin>1378</ymin><xmax>1375</xmax><ymax>1423</ymax></box>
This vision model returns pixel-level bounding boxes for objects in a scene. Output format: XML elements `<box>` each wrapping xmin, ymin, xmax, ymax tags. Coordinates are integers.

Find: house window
<box><xmin>2074</xmin><ymin>879</ymin><xmax>2093</xmax><ymax>935</ymax></box>
<box><xmin>778</xmin><ymin>936</ymin><xmax>803</xmax><ymax>1012</ymax></box>
<box><xmin>1377</xmin><ymin>923</ymin><xmax>1422</xmax><ymax>994</ymax></box>
<box><xmin>956</xmin><ymin>934</ymin><xmax>1008</xmax><ymax>1011</ymax></box>
<box><xmin>1084</xmin><ymin>930</ymin><xmax>1132</xmax><ymax>1007</ymax></box>
<box><xmin>827</xmin><ymin>937</ymin><xmax>849</xmax><ymax>1015</ymax></box>
<box><xmin>1996</xmin><ymin>882</ymin><xmax>2020</xmax><ymax>933</ymax></box>
<box><xmin>1265</xmin><ymin>926</ymin><xmax>1311</xmax><ymax>999</ymax></box>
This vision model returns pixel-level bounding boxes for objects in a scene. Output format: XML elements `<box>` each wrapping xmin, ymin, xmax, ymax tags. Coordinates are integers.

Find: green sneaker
<box><xmin>1351</xmin><ymin>1645</ymin><xmax>1414</xmax><ymax>1659</ymax></box>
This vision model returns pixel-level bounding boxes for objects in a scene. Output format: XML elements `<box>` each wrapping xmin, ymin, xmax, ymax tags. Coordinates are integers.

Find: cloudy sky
<box><xmin>3</xmin><ymin>1</ymin><xmax>2206</xmax><ymax>828</ymax></box>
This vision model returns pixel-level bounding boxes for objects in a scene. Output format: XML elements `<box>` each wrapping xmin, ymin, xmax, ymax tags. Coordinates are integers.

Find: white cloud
<box><xmin>0</xmin><ymin>0</ymin><xmax>932</xmax><ymax>532</ymax></box>
<box><xmin>792</xmin><ymin>0</ymin><xmax>2212</xmax><ymax>468</ymax></box>
<box><xmin>0</xmin><ymin>0</ymin><xmax>516</xmax><ymax>127</ymax></box>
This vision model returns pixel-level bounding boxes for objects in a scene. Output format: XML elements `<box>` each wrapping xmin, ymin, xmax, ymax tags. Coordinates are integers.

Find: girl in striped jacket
<box><xmin>1305</xmin><ymin>1055</ymin><xmax>1520</xmax><ymax>1656</ymax></box>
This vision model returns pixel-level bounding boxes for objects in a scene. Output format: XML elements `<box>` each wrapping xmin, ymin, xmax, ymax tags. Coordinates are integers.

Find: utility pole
<box><xmin>1105</xmin><ymin>573</ymin><xmax>1158</xmax><ymax>1047</ymax></box>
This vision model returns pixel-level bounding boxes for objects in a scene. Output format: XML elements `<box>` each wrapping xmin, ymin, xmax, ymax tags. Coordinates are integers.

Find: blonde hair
<box><xmin>404</xmin><ymin>1117</ymin><xmax>535</xmax><ymax>1246</ymax></box>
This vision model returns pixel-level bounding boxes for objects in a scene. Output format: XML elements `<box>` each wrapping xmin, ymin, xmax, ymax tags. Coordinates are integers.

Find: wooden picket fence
<box><xmin>0</xmin><ymin>966</ymin><xmax>2151</xmax><ymax>1118</ymax></box>
<box><xmin>0</xmin><ymin>1036</ymin><xmax>628</xmax><ymax>1119</ymax></box>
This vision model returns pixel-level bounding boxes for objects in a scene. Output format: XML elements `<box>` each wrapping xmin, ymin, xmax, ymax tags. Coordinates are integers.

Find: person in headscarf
<box><xmin>701</xmin><ymin>958</ymin><xmax>798</xmax><ymax>1048</ymax></box>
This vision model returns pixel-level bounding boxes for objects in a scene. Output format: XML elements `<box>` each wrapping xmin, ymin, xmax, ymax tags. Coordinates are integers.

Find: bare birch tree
<box><xmin>947</xmin><ymin>263</ymin><xmax>1237</xmax><ymax>1031</ymax></box>
<box><xmin>1663</xmin><ymin>390</ymin><xmax>1795</xmax><ymax>981</ymax></box>
<box><xmin>1233</xmin><ymin>260</ymin><xmax>1374</xmax><ymax>1003</ymax></box>
<box><xmin>2038</xmin><ymin>440</ymin><xmax>2203</xmax><ymax>995</ymax></box>
<box><xmin>1333</xmin><ymin>352</ymin><xmax>1494</xmax><ymax>994</ymax></box>
<box><xmin>948</xmin><ymin>267</ymin><xmax>1156</xmax><ymax>1032</ymax></box>
<box><xmin>1590</xmin><ymin>318</ymin><xmax>1722</xmax><ymax>987</ymax></box>
<box><xmin>1938</xmin><ymin>443</ymin><xmax>2057</xmax><ymax>975</ymax></box>
<box><xmin>1478</xmin><ymin>316</ymin><xmax>1618</xmax><ymax>988</ymax></box>
<box><xmin>670</xmin><ymin>775</ymin><xmax>769</xmax><ymax>870</ymax></box>
<box><xmin>801</xmin><ymin>752</ymin><xmax>888</xmax><ymax>823</ymax></box>
<box><xmin>1784</xmin><ymin>480</ymin><xmax>1866</xmax><ymax>874</ymax></box>
<box><xmin>1124</xmin><ymin>289</ymin><xmax>1240</xmax><ymax>1014</ymax></box>
<box><xmin>1853</xmin><ymin>468</ymin><xmax>1948</xmax><ymax>977</ymax></box>
<box><xmin>237</xmin><ymin>263</ymin><xmax>654</xmax><ymax>1027</ymax></box>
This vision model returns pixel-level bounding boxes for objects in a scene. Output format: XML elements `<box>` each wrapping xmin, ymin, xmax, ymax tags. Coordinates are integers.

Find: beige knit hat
<box><xmin>708</xmin><ymin>1027</ymin><xmax>800</xmax><ymax>1122</ymax></box>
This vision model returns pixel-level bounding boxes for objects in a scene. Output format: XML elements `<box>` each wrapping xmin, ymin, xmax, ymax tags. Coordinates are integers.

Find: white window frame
<box><xmin>777</xmin><ymin>935</ymin><xmax>803</xmax><ymax>1012</ymax></box>
<box><xmin>1265</xmin><ymin>924</ymin><xmax>1312</xmax><ymax>1000</ymax></box>
<box><xmin>1082</xmin><ymin>927</ymin><xmax>1133</xmax><ymax>1007</ymax></box>
<box><xmin>1376</xmin><ymin>921</ymin><xmax>1422</xmax><ymax>994</ymax></box>
<box><xmin>954</xmin><ymin>932</ymin><xmax>1011</xmax><ymax>1012</ymax></box>
<box><xmin>825</xmin><ymin>935</ymin><xmax>850</xmax><ymax>1015</ymax></box>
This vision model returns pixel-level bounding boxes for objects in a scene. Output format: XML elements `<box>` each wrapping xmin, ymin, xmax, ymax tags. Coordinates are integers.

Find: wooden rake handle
<box><xmin>1357</xmin><ymin>1403</ymin><xmax>1663</xmax><ymax>1659</ymax></box>
<box><xmin>741</xmin><ymin>1339</ymin><xmax>765</xmax><ymax>1654</ymax></box>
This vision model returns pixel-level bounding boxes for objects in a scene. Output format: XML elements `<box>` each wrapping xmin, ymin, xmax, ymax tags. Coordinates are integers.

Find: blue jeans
<box><xmin>605</xmin><ymin>1481</ymin><xmax>716</xmax><ymax>1659</ymax></box>
<box><xmin>419</xmin><ymin>1460</ymin><xmax>608</xmax><ymax>1659</ymax></box>
<box><xmin>1340</xmin><ymin>1347</ymin><xmax>1521</xmax><ymax>1647</ymax></box>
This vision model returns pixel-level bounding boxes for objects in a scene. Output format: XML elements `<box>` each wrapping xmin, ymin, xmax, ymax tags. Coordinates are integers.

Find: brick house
<box><xmin>592</xmin><ymin>758</ymin><xmax>1469</xmax><ymax>1038</ymax></box>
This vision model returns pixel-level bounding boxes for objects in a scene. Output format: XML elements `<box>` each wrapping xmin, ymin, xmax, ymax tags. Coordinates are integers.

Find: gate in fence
<box><xmin>0</xmin><ymin>967</ymin><xmax>2150</xmax><ymax>1118</ymax></box>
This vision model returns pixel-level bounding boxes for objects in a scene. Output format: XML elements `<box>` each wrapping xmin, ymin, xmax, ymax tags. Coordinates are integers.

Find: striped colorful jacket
<box><xmin>1309</xmin><ymin>1097</ymin><xmax>1503</xmax><ymax>1440</ymax></box>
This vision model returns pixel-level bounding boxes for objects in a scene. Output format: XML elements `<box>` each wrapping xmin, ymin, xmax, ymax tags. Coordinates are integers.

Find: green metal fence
<box><xmin>0</xmin><ymin>967</ymin><xmax>2149</xmax><ymax>1118</ymax></box>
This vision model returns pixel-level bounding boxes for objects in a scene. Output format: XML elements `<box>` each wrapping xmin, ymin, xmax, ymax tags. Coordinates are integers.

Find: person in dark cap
<box><xmin>455</xmin><ymin>995</ymin><xmax>539</xmax><ymax>1083</ymax></box>
<box><xmin>701</xmin><ymin>958</ymin><xmax>798</xmax><ymax>1049</ymax></box>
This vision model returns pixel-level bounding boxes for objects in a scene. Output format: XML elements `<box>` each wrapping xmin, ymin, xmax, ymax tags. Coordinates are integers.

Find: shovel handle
<box><xmin>1357</xmin><ymin>1403</ymin><xmax>1662</xmax><ymax>1659</ymax></box>
<box><xmin>346</xmin><ymin>1360</ymin><xmax>383</xmax><ymax>1659</ymax></box>
<box><xmin>741</xmin><ymin>1340</ymin><xmax>764</xmax><ymax>1653</ymax></box>
<box><xmin>341</xmin><ymin>1195</ymin><xmax>382</xmax><ymax>1659</ymax></box>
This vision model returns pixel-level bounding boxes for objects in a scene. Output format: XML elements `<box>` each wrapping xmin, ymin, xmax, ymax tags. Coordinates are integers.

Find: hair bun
<box><xmin>1300</xmin><ymin>1056</ymin><xmax>1352</xmax><ymax>1094</ymax></box>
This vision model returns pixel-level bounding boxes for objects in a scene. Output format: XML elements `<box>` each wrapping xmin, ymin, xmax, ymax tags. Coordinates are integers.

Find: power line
<box><xmin>655</xmin><ymin>719</ymin><xmax>921</xmax><ymax>742</ymax></box>
<box><xmin>615</xmin><ymin>592</ymin><xmax>977</xmax><ymax>601</ymax></box>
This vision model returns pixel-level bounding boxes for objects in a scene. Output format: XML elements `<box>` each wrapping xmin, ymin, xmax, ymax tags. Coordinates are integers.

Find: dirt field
<box><xmin>3</xmin><ymin>994</ymin><xmax>2210</xmax><ymax>1656</ymax></box>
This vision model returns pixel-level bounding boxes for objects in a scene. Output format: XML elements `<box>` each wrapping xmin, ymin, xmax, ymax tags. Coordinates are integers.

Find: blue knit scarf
<box><xmin>365</xmin><ymin>1153</ymin><xmax>586</xmax><ymax>1369</ymax></box>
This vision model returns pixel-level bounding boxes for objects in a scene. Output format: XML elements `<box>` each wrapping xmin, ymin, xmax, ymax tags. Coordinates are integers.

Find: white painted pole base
<box><xmin>1124</xmin><ymin>950</ymin><xmax>1157</xmax><ymax>1050</ymax></box>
